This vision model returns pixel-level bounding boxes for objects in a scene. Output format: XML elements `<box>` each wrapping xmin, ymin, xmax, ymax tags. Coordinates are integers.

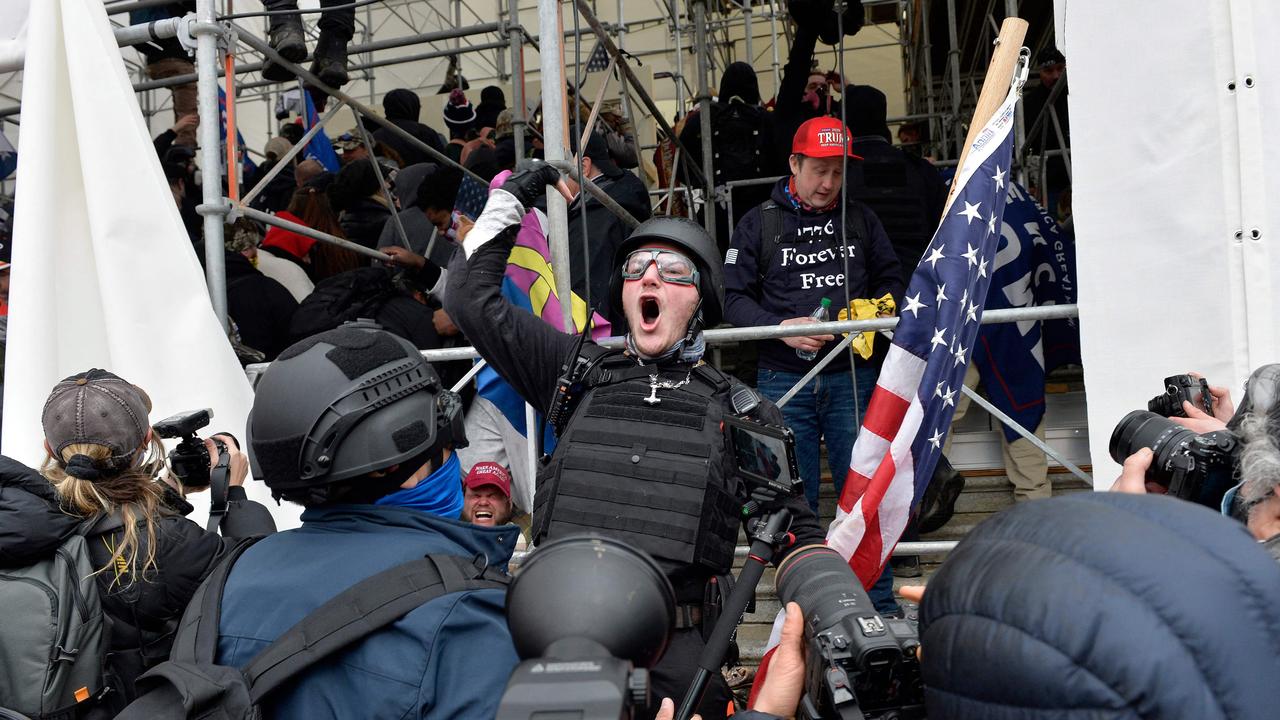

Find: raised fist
<box><xmin>499</xmin><ymin>162</ymin><xmax>562</xmax><ymax>209</ymax></box>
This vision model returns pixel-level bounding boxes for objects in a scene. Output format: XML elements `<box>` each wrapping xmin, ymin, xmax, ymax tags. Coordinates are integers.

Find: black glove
<box><xmin>499</xmin><ymin>162</ymin><xmax>562</xmax><ymax>209</ymax></box>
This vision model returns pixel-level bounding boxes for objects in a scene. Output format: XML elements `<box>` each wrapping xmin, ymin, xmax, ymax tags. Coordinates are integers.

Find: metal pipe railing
<box><xmin>546</xmin><ymin>160</ymin><xmax>641</xmax><ymax>229</ymax></box>
<box><xmin>235</xmin><ymin>203</ymin><xmax>394</xmax><ymax>263</ymax></box>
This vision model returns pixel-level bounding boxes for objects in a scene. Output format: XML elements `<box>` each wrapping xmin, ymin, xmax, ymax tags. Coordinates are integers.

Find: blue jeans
<box><xmin>757</xmin><ymin>366</ymin><xmax>878</xmax><ymax>514</ymax></box>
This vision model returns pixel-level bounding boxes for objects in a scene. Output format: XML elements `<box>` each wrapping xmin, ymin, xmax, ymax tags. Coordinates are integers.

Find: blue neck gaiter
<box><xmin>374</xmin><ymin>452</ymin><xmax>464</xmax><ymax>519</ymax></box>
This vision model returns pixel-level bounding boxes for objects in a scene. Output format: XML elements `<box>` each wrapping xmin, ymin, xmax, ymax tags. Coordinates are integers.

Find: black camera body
<box><xmin>497</xmin><ymin>640</ymin><xmax>648</xmax><ymax>720</ymax></box>
<box><xmin>777</xmin><ymin>546</ymin><xmax>925</xmax><ymax>720</ymax></box>
<box><xmin>153</xmin><ymin>409</ymin><xmax>225</xmax><ymax>489</ymax></box>
<box><xmin>1148</xmin><ymin>374</ymin><xmax>1213</xmax><ymax>418</ymax></box>
<box><xmin>1110</xmin><ymin>410</ymin><xmax>1238</xmax><ymax>508</ymax></box>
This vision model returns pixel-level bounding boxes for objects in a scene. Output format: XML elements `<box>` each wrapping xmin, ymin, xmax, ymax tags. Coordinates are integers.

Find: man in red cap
<box><xmin>722</xmin><ymin>115</ymin><xmax>902</xmax><ymax>544</ymax></box>
<box><xmin>460</xmin><ymin>461</ymin><xmax>515</xmax><ymax>527</ymax></box>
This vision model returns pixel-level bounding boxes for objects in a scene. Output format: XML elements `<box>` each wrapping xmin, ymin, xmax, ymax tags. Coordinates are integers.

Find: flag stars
<box><xmin>942</xmin><ymin>386</ymin><xmax>957</xmax><ymax>408</ymax></box>
<box><xmin>966</xmin><ymin>300</ymin><xmax>979</xmax><ymax>324</ymax></box>
<box><xmin>934</xmin><ymin>381</ymin><xmax>946</xmax><ymax>397</ymax></box>
<box><xmin>902</xmin><ymin>292</ymin><xmax>927</xmax><ymax>318</ymax></box>
<box><xmin>953</xmin><ymin>343</ymin><xmax>968</xmax><ymax>367</ymax></box>
<box><xmin>958</xmin><ymin>200</ymin><xmax>983</xmax><ymax>225</ymax></box>
<box><xmin>935</xmin><ymin>283</ymin><xmax>948</xmax><ymax>307</ymax></box>
<box><xmin>928</xmin><ymin>429</ymin><xmax>944</xmax><ymax>449</ymax></box>
<box><xmin>987</xmin><ymin>212</ymin><xmax>998</xmax><ymax>236</ymax></box>
<box><xmin>924</xmin><ymin>244</ymin><xmax>946</xmax><ymax>269</ymax></box>
<box><xmin>930</xmin><ymin>327</ymin><xmax>948</xmax><ymax>351</ymax></box>
<box><xmin>978</xmin><ymin>256</ymin><xmax>988</xmax><ymax>278</ymax></box>
<box><xmin>992</xmin><ymin>165</ymin><xmax>1006</xmax><ymax>190</ymax></box>
<box><xmin>961</xmin><ymin>243</ymin><xmax>979</xmax><ymax>267</ymax></box>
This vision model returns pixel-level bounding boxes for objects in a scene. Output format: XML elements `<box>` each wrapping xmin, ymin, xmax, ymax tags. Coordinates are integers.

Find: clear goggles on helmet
<box><xmin>620</xmin><ymin>248</ymin><xmax>699</xmax><ymax>285</ymax></box>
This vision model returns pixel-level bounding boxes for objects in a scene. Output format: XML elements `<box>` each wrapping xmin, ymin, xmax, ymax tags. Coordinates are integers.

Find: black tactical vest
<box><xmin>533</xmin><ymin>353</ymin><xmax>744</xmax><ymax>576</ymax></box>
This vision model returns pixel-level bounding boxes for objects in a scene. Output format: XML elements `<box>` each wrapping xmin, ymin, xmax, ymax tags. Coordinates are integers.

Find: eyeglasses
<box><xmin>620</xmin><ymin>249</ymin><xmax>699</xmax><ymax>285</ymax></box>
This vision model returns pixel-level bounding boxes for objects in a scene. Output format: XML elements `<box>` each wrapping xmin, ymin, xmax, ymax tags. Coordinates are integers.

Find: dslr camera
<box><xmin>776</xmin><ymin>545</ymin><xmax>925</xmax><ymax>720</ymax></box>
<box><xmin>152</xmin><ymin>409</ymin><xmax>232</xmax><ymax>490</ymax></box>
<box><xmin>1111</xmin><ymin>375</ymin><xmax>1238</xmax><ymax>508</ymax></box>
<box><xmin>1147</xmin><ymin>374</ymin><xmax>1214</xmax><ymax>418</ymax></box>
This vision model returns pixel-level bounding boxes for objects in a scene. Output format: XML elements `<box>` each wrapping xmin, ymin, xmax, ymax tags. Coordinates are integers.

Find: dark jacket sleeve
<box><xmin>444</xmin><ymin>225</ymin><xmax>577</xmax><ymax>412</ymax></box>
<box><xmin>153</xmin><ymin>128</ymin><xmax>177</xmax><ymax>158</ymax></box>
<box><xmin>0</xmin><ymin>456</ymin><xmax>78</xmax><ymax>567</ymax></box>
<box><xmin>749</xmin><ymin>400</ymin><xmax>825</xmax><ymax>552</ymax></box>
<box><xmin>860</xmin><ymin>206</ymin><xmax>905</xmax><ymax>303</ymax></box>
<box><xmin>776</xmin><ymin>24</ymin><xmax>819</xmax><ymax>123</ymax></box>
<box><xmin>219</xmin><ymin>486</ymin><xmax>277</xmax><ymax>537</ymax></box>
<box><xmin>723</xmin><ymin>205</ymin><xmax>790</xmax><ymax>329</ymax></box>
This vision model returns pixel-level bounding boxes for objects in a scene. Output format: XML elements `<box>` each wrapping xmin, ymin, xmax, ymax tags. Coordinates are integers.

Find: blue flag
<box><xmin>302</xmin><ymin>91</ymin><xmax>341</xmax><ymax>172</ymax></box>
<box><xmin>964</xmin><ymin>177</ymin><xmax>1080</xmax><ymax>442</ymax></box>
<box><xmin>217</xmin><ymin>87</ymin><xmax>257</xmax><ymax>178</ymax></box>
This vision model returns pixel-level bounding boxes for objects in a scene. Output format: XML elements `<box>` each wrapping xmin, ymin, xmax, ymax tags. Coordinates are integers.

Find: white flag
<box><xmin>4</xmin><ymin>0</ymin><xmax>299</xmax><ymax>528</ymax></box>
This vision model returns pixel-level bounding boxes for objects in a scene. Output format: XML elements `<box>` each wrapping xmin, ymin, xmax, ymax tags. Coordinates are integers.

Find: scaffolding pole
<box><xmin>236</xmin><ymin>204</ymin><xmax>394</xmax><ymax>263</ymax></box>
<box><xmin>692</xmin><ymin>0</ymin><xmax>717</xmax><ymax>238</ymax></box>
<box><xmin>193</xmin><ymin>2</ymin><xmax>228</xmax><ymax>328</ymax></box>
<box><xmin>507</xmin><ymin>0</ymin><xmax>527</xmax><ymax>160</ymax></box>
<box><xmin>539</xmin><ymin>0</ymin><xmax>576</xmax><ymax>333</ymax></box>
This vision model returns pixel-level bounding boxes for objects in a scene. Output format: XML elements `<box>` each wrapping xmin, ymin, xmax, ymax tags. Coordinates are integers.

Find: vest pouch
<box><xmin>531</xmin><ymin>454</ymin><xmax>563</xmax><ymax>546</ymax></box>
<box><xmin>545</xmin><ymin>439</ymin><xmax>739</xmax><ymax>575</ymax></box>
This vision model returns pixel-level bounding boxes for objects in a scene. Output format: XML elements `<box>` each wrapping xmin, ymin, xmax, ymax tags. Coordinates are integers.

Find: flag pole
<box><xmin>944</xmin><ymin>17</ymin><xmax>1029</xmax><ymax>213</ymax></box>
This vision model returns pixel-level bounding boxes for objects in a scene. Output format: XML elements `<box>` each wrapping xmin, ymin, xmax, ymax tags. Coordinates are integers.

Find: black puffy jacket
<box><xmin>0</xmin><ymin>455</ymin><xmax>275</xmax><ymax>706</ymax></box>
<box><xmin>920</xmin><ymin>492</ymin><xmax>1280</xmax><ymax>720</ymax></box>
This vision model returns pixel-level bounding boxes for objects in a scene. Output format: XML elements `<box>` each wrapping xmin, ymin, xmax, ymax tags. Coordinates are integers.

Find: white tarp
<box><xmin>1063</xmin><ymin>0</ymin><xmax>1278</xmax><ymax>484</ymax></box>
<box><xmin>3</xmin><ymin>0</ymin><xmax>299</xmax><ymax>528</ymax></box>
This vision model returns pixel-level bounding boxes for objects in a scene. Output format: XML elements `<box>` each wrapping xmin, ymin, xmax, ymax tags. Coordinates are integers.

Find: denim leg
<box><xmin>867</xmin><ymin>562</ymin><xmax>901</xmax><ymax>615</ymax></box>
<box><xmin>758</xmin><ymin>369</ymin><xmax>821</xmax><ymax>514</ymax></box>
<box><xmin>816</xmin><ymin>371</ymin><xmax>857</xmax><ymax>503</ymax></box>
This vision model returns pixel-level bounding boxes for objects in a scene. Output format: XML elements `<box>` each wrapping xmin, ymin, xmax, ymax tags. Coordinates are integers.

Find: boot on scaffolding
<box><xmin>261</xmin><ymin>15</ymin><xmax>307</xmax><ymax>82</ymax></box>
<box><xmin>311</xmin><ymin>31</ymin><xmax>350</xmax><ymax>88</ymax></box>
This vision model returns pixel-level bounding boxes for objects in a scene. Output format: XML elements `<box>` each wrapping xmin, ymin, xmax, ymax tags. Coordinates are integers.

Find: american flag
<box><xmin>826</xmin><ymin>78</ymin><xmax>1025</xmax><ymax>586</ymax></box>
<box><xmin>454</xmin><ymin>173</ymin><xmax>491</xmax><ymax>221</ymax></box>
<box><xmin>584</xmin><ymin>42</ymin><xmax>611</xmax><ymax>72</ymax></box>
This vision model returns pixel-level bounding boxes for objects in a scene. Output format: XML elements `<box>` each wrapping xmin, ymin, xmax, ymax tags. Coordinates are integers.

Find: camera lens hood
<box><xmin>506</xmin><ymin>534</ymin><xmax>675</xmax><ymax>668</ymax></box>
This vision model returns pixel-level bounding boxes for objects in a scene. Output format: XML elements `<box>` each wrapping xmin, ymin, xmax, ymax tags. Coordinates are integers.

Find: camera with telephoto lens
<box><xmin>1147</xmin><ymin>374</ymin><xmax>1214</xmax><ymax>418</ymax></box>
<box><xmin>152</xmin><ymin>409</ymin><xmax>230</xmax><ymax>490</ymax></box>
<box><xmin>776</xmin><ymin>545</ymin><xmax>925</xmax><ymax>720</ymax></box>
<box><xmin>496</xmin><ymin>535</ymin><xmax>674</xmax><ymax>720</ymax></box>
<box><xmin>1109</xmin><ymin>410</ymin><xmax>1238</xmax><ymax>509</ymax></box>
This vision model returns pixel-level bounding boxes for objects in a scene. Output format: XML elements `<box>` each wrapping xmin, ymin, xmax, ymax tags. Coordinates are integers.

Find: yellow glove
<box><xmin>837</xmin><ymin>293</ymin><xmax>897</xmax><ymax>359</ymax></box>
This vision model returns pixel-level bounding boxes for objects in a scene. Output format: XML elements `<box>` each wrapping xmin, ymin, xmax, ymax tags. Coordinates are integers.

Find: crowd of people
<box><xmin>7</xmin><ymin>3</ymin><xmax>1279</xmax><ymax>720</ymax></box>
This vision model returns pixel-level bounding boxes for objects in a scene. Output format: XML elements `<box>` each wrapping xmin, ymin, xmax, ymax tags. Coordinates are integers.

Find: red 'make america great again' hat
<box><xmin>791</xmin><ymin>116</ymin><xmax>862</xmax><ymax>160</ymax></box>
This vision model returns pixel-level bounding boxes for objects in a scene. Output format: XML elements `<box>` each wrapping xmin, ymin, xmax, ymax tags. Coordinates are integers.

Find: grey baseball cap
<box><xmin>42</xmin><ymin>369</ymin><xmax>153</xmax><ymax>471</ymax></box>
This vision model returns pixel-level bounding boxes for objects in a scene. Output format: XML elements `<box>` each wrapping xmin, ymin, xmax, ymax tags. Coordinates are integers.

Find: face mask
<box><xmin>375</xmin><ymin>452</ymin><xmax>463</xmax><ymax>518</ymax></box>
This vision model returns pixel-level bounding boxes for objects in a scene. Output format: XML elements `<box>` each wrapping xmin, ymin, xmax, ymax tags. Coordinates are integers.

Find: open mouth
<box><xmin>474</xmin><ymin>510</ymin><xmax>494</xmax><ymax>521</ymax></box>
<box><xmin>640</xmin><ymin>296</ymin><xmax>661</xmax><ymax>330</ymax></box>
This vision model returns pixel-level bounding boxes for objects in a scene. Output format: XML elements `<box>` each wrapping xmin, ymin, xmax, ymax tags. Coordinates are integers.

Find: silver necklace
<box><xmin>643</xmin><ymin>371</ymin><xmax>693</xmax><ymax>405</ymax></box>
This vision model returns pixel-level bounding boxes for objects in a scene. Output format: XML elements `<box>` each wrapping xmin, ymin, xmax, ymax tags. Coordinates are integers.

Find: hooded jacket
<box><xmin>723</xmin><ymin>177</ymin><xmax>903</xmax><ymax>374</ymax></box>
<box><xmin>373</xmin><ymin>89</ymin><xmax>448</xmax><ymax>167</ymax></box>
<box><xmin>0</xmin><ymin>455</ymin><xmax>274</xmax><ymax>706</ymax></box>
<box><xmin>474</xmin><ymin>86</ymin><xmax>506</xmax><ymax>132</ymax></box>
<box><xmin>224</xmin><ymin>251</ymin><xmax>299</xmax><ymax>361</ymax></box>
<box><xmin>920</xmin><ymin>492</ymin><xmax>1280</xmax><ymax>720</ymax></box>
<box><xmin>216</xmin><ymin>504</ymin><xmax>519</xmax><ymax>719</ymax></box>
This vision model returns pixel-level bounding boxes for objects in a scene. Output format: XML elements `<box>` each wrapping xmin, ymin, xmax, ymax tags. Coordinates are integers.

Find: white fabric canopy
<box><xmin>3</xmin><ymin>0</ymin><xmax>299</xmax><ymax>528</ymax></box>
<box><xmin>1063</xmin><ymin>0</ymin><xmax>1278</xmax><ymax>484</ymax></box>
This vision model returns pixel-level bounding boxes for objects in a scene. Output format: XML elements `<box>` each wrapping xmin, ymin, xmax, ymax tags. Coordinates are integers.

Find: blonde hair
<box><xmin>41</xmin><ymin>437</ymin><xmax>168</xmax><ymax>585</ymax></box>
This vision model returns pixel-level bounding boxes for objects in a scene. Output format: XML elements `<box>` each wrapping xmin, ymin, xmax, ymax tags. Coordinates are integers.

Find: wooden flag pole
<box><xmin>944</xmin><ymin>17</ymin><xmax>1029</xmax><ymax>212</ymax></box>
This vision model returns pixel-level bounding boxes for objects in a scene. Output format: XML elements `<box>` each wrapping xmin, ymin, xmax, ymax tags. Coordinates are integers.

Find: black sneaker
<box><xmin>310</xmin><ymin>31</ymin><xmax>349</xmax><ymax>88</ymax></box>
<box><xmin>892</xmin><ymin>555</ymin><xmax>923</xmax><ymax>578</ymax></box>
<box><xmin>262</xmin><ymin>18</ymin><xmax>307</xmax><ymax>81</ymax></box>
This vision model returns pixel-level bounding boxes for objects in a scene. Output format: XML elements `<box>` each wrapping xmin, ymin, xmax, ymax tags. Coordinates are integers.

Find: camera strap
<box><xmin>205</xmin><ymin>444</ymin><xmax>231</xmax><ymax>534</ymax></box>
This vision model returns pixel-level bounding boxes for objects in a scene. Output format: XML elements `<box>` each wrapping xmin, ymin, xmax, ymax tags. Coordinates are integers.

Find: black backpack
<box><xmin>710</xmin><ymin>99</ymin><xmax>769</xmax><ymax>185</ymax></box>
<box><xmin>116</xmin><ymin>542</ymin><xmax>510</xmax><ymax>720</ymax></box>
<box><xmin>288</xmin><ymin>266</ymin><xmax>399</xmax><ymax>341</ymax></box>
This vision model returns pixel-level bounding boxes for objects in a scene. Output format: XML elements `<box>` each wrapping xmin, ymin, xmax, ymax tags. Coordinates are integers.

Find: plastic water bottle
<box><xmin>796</xmin><ymin>297</ymin><xmax>832</xmax><ymax>361</ymax></box>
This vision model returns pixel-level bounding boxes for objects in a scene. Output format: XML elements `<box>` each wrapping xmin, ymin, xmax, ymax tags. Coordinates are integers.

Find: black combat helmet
<box><xmin>247</xmin><ymin>322</ymin><xmax>465</xmax><ymax>504</ymax></box>
<box><xmin>609</xmin><ymin>216</ymin><xmax>725</xmax><ymax>327</ymax></box>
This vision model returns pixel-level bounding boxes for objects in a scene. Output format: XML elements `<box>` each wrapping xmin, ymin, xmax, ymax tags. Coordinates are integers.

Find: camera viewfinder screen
<box><xmin>731</xmin><ymin>425</ymin><xmax>792</xmax><ymax>485</ymax></box>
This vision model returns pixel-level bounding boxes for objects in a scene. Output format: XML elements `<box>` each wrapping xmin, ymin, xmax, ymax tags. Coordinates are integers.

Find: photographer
<box><xmin>0</xmin><ymin>369</ymin><xmax>274</xmax><ymax>714</ymax></box>
<box><xmin>1111</xmin><ymin>368</ymin><xmax>1280</xmax><ymax>557</ymax></box>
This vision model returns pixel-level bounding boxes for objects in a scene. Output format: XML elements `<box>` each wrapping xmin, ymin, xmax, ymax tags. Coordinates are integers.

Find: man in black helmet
<box><xmin>213</xmin><ymin>323</ymin><xmax>519</xmax><ymax>719</ymax></box>
<box><xmin>445</xmin><ymin>166</ymin><xmax>826</xmax><ymax>720</ymax></box>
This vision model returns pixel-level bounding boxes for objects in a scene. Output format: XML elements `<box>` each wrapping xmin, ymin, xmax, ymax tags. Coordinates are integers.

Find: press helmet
<box><xmin>609</xmin><ymin>216</ymin><xmax>724</xmax><ymax>327</ymax></box>
<box><xmin>246</xmin><ymin>322</ymin><xmax>466</xmax><ymax>505</ymax></box>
